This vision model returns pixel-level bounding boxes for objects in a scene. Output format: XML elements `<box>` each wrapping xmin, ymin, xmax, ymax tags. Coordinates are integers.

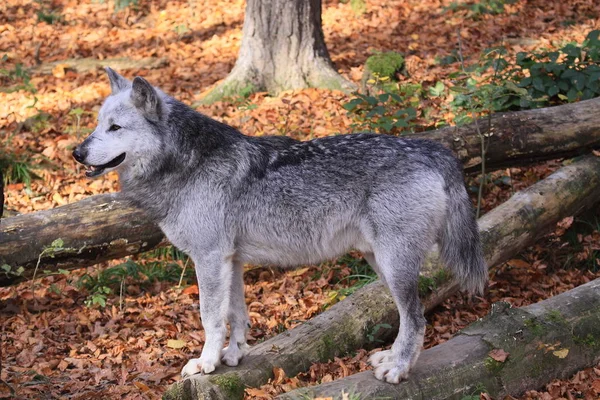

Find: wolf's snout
<box><xmin>72</xmin><ymin>147</ymin><xmax>86</xmax><ymax>163</ymax></box>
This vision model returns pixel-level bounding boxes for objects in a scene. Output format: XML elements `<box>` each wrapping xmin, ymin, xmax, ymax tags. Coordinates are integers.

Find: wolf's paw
<box><xmin>368</xmin><ymin>350</ymin><xmax>393</xmax><ymax>367</ymax></box>
<box><xmin>221</xmin><ymin>343</ymin><xmax>249</xmax><ymax>367</ymax></box>
<box><xmin>373</xmin><ymin>362</ymin><xmax>410</xmax><ymax>384</ymax></box>
<box><xmin>180</xmin><ymin>357</ymin><xmax>220</xmax><ymax>378</ymax></box>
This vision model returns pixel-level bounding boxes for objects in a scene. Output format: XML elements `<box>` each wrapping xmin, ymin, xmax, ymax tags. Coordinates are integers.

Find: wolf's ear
<box><xmin>105</xmin><ymin>67</ymin><xmax>130</xmax><ymax>94</ymax></box>
<box><xmin>131</xmin><ymin>76</ymin><xmax>162</xmax><ymax>122</ymax></box>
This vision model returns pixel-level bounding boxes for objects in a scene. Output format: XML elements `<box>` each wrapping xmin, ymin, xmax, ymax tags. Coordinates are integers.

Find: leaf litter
<box><xmin>1</xmin><ymin>0</ymin><xmax>600</xmax><ymax>398</ymax></box>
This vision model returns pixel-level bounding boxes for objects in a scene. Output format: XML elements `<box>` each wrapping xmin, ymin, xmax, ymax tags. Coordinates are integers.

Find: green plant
<box><xmin>515</xmin><ymin>30</ymin><xmax>600</xmax><ymax>105</ymax></box>
<box><xmin>333</xmin><ymin>255</ymin><xmax>377</xmax><ymax>297</ymax></box>
<box><xmin>1</xmin><ymin>264</ymin><xmax>24</xmax><ymax>278</ymax></box>
<box><xmin>366</xmin><ymin>323</ymin><xmax>392</xmax><ymax>343</ymax></box>
<box><xmin>0</xmin><ymin>154</ymin><xmax>38</xmax><ymax>187</ymax></box>
<box><xmin>77</xmin><ymin>259</ymin><xmax>193</xmax><ymax>307</ymax></box>
<box><xmin>449</xmin><ymin>30</ymin><xmax>600</xmax><ymax>115</ymax></box>
<box><xmin>0</xmin><ymin>56</ymin><xmax>36</xmax><ymax>93</ymax></box>
<box><xmin>343</xmin><ymin>92</ymin><xmax>417</xmax><ymax>134</ymax></box>
<box><xmin>30</xmin><ymin>239</ymin><xmax>75</xmax><ymax>295</ymax></box>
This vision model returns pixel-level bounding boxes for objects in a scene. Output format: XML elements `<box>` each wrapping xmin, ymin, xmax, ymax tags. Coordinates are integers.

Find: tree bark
<box><xmin>201</xmin><ymin>0</ymin><xmax>356</xmax><ymax>103</ymax></box>
<box><xmin>280</xmin><ymin>278</ymin><xmax>600</xmax><ymax>400</ymax></box>
<box><xmin>0</xmin><ymin>194</ymin><xmax>165</xmax><ymax>286</ymax></box>
<box><xmin>1</xmin><ymin>96</ymin><xmax>600</xmax><ymax>285</ymax></box>
<box><xmin>162</xmin><ymin>155</ymin><xmax>600</xmax><ymax>400</ymax></box>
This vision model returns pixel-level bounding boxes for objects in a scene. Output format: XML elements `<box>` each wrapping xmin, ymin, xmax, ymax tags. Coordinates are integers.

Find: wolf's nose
<box><xmin>72</xmin><ymin>147</ymin><xmax>85</xmax><ymax>163</ymax></box>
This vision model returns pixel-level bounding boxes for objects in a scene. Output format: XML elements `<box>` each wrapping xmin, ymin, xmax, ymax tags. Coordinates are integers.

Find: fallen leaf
<box><xmin>592</xmin><ymin>378</ymin><xmax>600</xmax><ymax>394</ymax></box>
<box><xmin>183</xmin><ymin>285</ymin><xmax>199</xmax><ymax>295</ymax></box>
<box><xmin>553</xmin><ymin>348</ymin><xmax>569</xmax><ymax>359</ymax></box>
<box><xmin>133</xmin><ymin>381</ymin><xmax>150</xmax><ymax>392</ymax></box>
<box><xmin>166</xmin><ymin>339</ymin><xmax>187</xmax><ymax>349</ymax></box>
<box><xmin>489</xmin><ymin>348</ymin><xmax>509</xmax><ymax>362</ymax></box>
<box><xmin>273</xmin><ymin>367</ymin><xmax>286</xmax><ymax>385</ymax></box>
<box><xmin>507</xmin><ymin>259</ymin><xmax>530</xmax><ymax>269</ymax></box>
<box><xmin>245</xmin><ymin>388</ymin><xmax>270</xmax><ymax>397</ymax></box>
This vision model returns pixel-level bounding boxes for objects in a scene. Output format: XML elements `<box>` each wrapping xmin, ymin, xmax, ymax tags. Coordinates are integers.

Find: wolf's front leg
<box><xmin>181</xmin><ymin>252</ymin><xmax>232</xmax><ymax>378</ymax></box>
<box><xmin>221</xmin><ymin>261</ymin><xmax>250</xmax><ymax>366</ymax></box>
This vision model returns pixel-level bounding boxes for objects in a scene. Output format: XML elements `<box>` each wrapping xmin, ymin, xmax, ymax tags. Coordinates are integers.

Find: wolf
<box><xmin>72</xmin><ymin>68</ymin><xmax>487</xmax><ymax>383</ymax></box>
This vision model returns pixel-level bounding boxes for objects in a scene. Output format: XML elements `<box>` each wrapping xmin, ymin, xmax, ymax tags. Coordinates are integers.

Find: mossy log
<box><xmin>281</xmin><ymin>278</ymin><xmax>600</xmax><ymax>399</ymax></box>
<box><xmin>0</xmin><ymin>194</ymin><xmax>165</xmax><ymax>286</ymax></box>
<box><xmin>409</xmin><ymin>96</ymin><xmax>600</xmax><ymax>172</ymax></box>
<box><xmin>163</xmin><ymin>155</ymin><xmax>600</xmax><ymax>400</ymax></box>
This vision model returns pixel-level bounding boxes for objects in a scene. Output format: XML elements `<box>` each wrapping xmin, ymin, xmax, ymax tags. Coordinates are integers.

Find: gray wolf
<box><xmin>72</xmin><ymin>68</ymin><xmax>487</xmax><ymax>383</ymax></box>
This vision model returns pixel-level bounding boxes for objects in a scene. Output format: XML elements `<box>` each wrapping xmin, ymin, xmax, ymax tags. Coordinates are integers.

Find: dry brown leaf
<box><xmin>488</xmin><ymin>348</ymin><xmax>509</xmax><ymax>363</ymax></box>
<box><xmin>272</xmin><ymin>367</ymin><xmax>286</xmax><ymax>385</ymax></box>
<box><xmin>245</xmin><ymin>388</ymin><xmax>270</xmax><ymax>397</ymax></box>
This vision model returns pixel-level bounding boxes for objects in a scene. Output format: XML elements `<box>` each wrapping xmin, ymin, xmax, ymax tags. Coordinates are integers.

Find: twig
<box><xmin>178</xmin><ymin>258</ymin><xmax>190</xmax><ymax>288</ymax></box>
<box><xmin>456</xmin><ymin>29</ymin><xmax>487</xmax><ymax>218</ymax></box>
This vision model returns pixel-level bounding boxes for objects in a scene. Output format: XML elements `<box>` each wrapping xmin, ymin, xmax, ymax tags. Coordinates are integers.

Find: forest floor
<box><xmin>1</xmin><ymin>0</ymin><xmax>600</xmax><ymax>398</ymax></box>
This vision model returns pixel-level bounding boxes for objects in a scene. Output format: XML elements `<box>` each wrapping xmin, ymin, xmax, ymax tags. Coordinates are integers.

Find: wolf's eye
<box><xmin>108</xmin><ymin>124</ymin><xmax>122</xmax><ymax>132</ymax></box>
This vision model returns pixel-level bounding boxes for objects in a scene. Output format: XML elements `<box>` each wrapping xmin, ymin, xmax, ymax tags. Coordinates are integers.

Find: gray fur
<box><xmin>73</xmin><ymin>69</ymin><xmax>487</xmax><ymax>383</ymax></box>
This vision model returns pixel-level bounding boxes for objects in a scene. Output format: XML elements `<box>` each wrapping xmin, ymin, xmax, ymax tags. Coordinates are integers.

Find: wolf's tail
<box><xmin>439</xmin><ymin>181</ymin><xmax>488</xmax><ymax>295</ymax></box>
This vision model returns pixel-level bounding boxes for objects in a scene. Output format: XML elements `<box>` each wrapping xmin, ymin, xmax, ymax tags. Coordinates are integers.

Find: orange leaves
<box><xmin>182</xmin><ymin>285</ymin><xmax>199</xmax><ymax>295</ymax></box>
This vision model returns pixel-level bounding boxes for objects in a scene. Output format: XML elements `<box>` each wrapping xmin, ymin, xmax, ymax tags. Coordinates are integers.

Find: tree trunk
<box><xmin>1</xmin><ymin>97</ymin><xmax>600</xmax><ymax>286</ymax></box>
<box><xmin>0</xmin><ymin>194</ymin><xmax>165</xmax><ymax>286</ymax></box>
<box><xmin>201</xmin><ymin>0</ymin><xmax>356</xmax><ymax>103</ymax></box>
<box><xmin>280</xmin><ymin>278</ymin><xmax>600</xmax><ymax>400</ymax></box>
<box><xmin>162</xmin><ymin>155</ymin><xmax>600</xmax><ymax>400</ymax></box>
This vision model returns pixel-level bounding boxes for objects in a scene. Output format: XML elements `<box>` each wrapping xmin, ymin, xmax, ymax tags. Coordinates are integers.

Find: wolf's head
<box><xmin>72</xmin><ymin>68</ymin><xmax>166</xmax><ymax>179</ymax></box>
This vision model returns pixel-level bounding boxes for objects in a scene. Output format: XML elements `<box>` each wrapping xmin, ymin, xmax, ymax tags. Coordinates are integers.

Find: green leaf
<box><xmin>429</xmin><ymin>81</ymin><xmax>446</xmax><ymax>97</ymax></box>
<box><xmin>567</xmin><ymin>87</ymin><xmax>579</xmax><ymax>102</ymax></box>
<box><xmin>449</xmin><ymin>85</ymin><xmax>471</xmax><ymax>94</ymax></box>
<box><xmin>504</xmin><ymin>81</ymin><xmax>528</xmax><ymax>96</ymax></box>
<box><xmin>573</xmin><ymin>73</ymin><xmax>586</xmax><ymax>91</ymax></box>
<box><xmin>377</xmin><ymin>93</ymin><xmax>390</xmax><ymax>103</ymax></box>
<box><xmin>547</xmin><ymin>85</ymin><xmax>559</xmax><ymax>97</ymax></box>
<box><xmin>51</xmin><ymin>238</ymin><xmax>64</xmax><ymax>249</ymax></box>
<box><xmin>532</xmin><ymin>77</ymin><xmax>545</xmax><ymax>92</ymax></box>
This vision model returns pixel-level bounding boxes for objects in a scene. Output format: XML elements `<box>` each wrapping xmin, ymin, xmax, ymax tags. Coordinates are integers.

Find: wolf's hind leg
<box><xmin>222</xmin><ymin>261</ymin><xmax>250</xmax><ymax>366</ymax></box>
<box><xmin>181</xmin><ymin>253</ymin><xmax>232</xmax><ymax>378</ymax></box>
<box><xmin>368</xmin><ymin>249</ymin><xmax>427</xmax><ymax>384</ymax></box>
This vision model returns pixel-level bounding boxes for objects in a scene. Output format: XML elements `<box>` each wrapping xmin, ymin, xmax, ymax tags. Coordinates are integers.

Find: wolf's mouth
<box><xmin>85</xmin><ymin>153</ymin><xmax>127</xmax><ymax>177</ymax></box>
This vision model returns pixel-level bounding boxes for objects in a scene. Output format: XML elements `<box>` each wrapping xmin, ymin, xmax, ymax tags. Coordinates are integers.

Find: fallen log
<box><xmin>162</xmin><ymin>155</ymin><xmax>600</xmax><ymax>400</ymax></box>
<box><xmin>280</xmin><ymin>278</ymin><xmax>600</xmax><ymax>399</ymax></box>
<box><xmin>409</xmin><ymin>96</ymin><xmax>600</xmax><ymax>172</ymax></box>
<box><xmin>30</xmin><ymin>57</ymin><xmax>168</xmax><ymax>75</ymax></box>
<box><xmin>1</xmin><ymin>99</ymin><xmax>600</xmax><ymax>285</ymax></box>
<box><xmin>0</xmin><ymin>194</ymin><xmax>165</xmax><ymax>286</ymax></box>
